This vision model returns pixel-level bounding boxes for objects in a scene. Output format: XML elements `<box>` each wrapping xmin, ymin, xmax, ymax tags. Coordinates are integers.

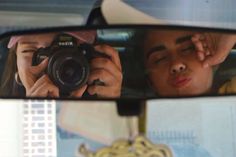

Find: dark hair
<box><xmin>0</xmin><ymin>45</ymin><xmax>25</xmax><ymax>96</ymax></box>
<box><xmin>129</xmin><ymin>29</ymin><xmax>156</xmax><ymax>97</ymax></box>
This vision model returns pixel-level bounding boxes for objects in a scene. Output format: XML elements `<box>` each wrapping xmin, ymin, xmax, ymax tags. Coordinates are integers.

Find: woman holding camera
<box><xmin>0</xmin><ymin>31</ymin><xmax>122</xmax><ymax>98</ymax></box>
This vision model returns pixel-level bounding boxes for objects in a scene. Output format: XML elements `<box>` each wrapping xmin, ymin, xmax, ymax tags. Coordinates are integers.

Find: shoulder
<box><xmin>218</xmin><ymin>76</ymin><xmax>236</xmax><ymax>94</ymax></box>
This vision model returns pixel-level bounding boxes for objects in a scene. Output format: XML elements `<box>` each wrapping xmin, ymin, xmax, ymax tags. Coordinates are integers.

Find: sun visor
<box><xmin>101</xmin><ymin>0</ymin><xmax>167</xmax><ymax>24</ymax></box>
<box><xmin>101</xmin><ymin>0</ymin><xmax>236</xmax><ymax>29</ymax></box>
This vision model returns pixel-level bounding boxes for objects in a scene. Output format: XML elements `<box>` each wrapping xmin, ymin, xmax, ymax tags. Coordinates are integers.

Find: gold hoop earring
<box><xmin>15</xmin><ymin>72</ymin><xmax>22</xmax><ymax>86</ymax></box>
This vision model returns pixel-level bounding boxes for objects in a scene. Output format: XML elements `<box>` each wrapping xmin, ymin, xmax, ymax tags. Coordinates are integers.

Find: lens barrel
<box><xmin>47</xmin><ymin>49</ymin><xmax>90</xmax><ymax>93</ymax></box>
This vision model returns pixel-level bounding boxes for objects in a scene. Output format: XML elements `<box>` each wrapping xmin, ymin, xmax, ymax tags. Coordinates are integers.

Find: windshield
<box><xmin>1</xmin><ymin>97</ymin><xmax>235</xmax><ymax>157</ymax></box>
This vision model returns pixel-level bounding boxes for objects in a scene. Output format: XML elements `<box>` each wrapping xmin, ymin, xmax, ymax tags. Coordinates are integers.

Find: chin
<box><xmin>178</xmin><ymin>89</ymin><xmax>208</xmax><ymax>96</ymax></box>
<box><xmin>171</xmin><ymin>86</ymin><xmax>203</xmax><ymax>96</ymax></box>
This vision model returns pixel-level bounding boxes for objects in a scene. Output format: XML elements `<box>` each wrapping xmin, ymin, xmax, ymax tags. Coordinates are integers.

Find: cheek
<box><xmin>16</xmin><ymin>55</ymin><xmax>33</xmax><ymax>83</ymax></box>
<box><xmin>16</xmin><ymin>53</ymin><xmax>33</xmax><ymax>69</ymax></box>
<box><xmin>194</xmin><ymin>67</ymin><xmax>213</xmax><ymax>85</ymax></box>
<box><xmin>16</xmin><ymin>56</ymin><xmax>32</xmax><ymax>86</ymax></box>
<box><xmin>17</xmin><ymin>58</ymin><xmax>29</xmax><ymax>73</ymax></box>
<box><xmin>187</xmin><ymin>55</ymin><xmax>211</xmax><ymax>75</ymax></box>
<box><xmin>16</xmin><ymin>58</ymin><xmax>28</xmax><ymax>76</ymax></box>
<box><xmin>188</xmin><ymin>60</ymin><xmax>213</xmax><ymax>91</ymax></box>
<box><xmin>147</xmin><ymin>65</ymin><xmax>170</xmax><ymax>89</ymax></box>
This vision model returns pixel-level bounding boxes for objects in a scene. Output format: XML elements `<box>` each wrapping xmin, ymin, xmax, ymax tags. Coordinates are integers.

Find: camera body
<box><xmin>32</xmin><ymin>33</ymin><xmax>107</xmax><ymax>95</ymax></box>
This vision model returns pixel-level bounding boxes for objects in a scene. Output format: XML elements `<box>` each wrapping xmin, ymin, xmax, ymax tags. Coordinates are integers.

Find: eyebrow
<box><xmin>146</xmin><ymin>35</ymin><xmax>192</xmax><ymax>59</ymax></box>
<box><xmin>146</xmin><ymin>45</ymin><xmax>166</xmax><ymax>59</ymax></box>
<box><xmin>175</xmin><ymin>35</ymin><xmax>192</xmax><ymax>44</ymax></box>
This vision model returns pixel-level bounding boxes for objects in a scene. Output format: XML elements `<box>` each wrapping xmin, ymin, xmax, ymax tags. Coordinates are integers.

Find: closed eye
<box><xmin>154</xmin><ymin>56</ymin><xmax>168</xmax><ymax>64</ymax></box>
<box><xmin>21</xmin><ymin>49</ymin><xmax>36</xmax><ymax>53</ymax></box>
<box><xmin>181</xmin><ymin>45</ymin><xmax>195</xmax><ymax>53</ymax></box>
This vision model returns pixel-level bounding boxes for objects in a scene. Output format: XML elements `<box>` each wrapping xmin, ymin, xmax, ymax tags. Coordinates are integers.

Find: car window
<box><xmin>0</xmin><ymin>0</ymin><xmax>96</xmax><ymax>29</ymax></box>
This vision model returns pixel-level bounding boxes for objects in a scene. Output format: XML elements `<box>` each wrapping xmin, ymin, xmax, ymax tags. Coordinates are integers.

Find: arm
<box><xmin>192</xmin><ymin>32</ymin><xmax>236</xmax><ymax>67</ymax></box>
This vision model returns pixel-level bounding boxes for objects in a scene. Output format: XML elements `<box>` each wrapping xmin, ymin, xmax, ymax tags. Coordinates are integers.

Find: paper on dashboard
<box><xmin>57</xmin><ymin>101</ymin><xmax>139</xmax><ymax>145</ymax></box>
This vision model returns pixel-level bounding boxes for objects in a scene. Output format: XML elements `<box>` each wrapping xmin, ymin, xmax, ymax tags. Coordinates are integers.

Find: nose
<box><xmin>170</xmin><ymin>59</ymin><xmax>186</xmax><ymax>74</ymax></box>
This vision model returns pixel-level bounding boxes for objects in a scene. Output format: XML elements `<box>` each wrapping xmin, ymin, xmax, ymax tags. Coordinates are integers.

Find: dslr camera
<box><xmin>32</xmin><ymin>33</ymin><xmax>108</xmax><ymax>95</ymax></box>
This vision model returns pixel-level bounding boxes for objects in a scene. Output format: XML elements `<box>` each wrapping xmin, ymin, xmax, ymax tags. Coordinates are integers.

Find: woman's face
<box><xmin>144</xmin><ymin>30</ymin><xmax>214</xmax><ymax>96</ymax></box>
<box><xmin>15</xmin><ymin>33</ymin><xmax>56</xmax><ymax>88</ymax></box>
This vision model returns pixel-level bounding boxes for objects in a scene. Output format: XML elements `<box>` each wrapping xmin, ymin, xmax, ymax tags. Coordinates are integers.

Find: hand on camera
<box><xmin>86</xmin><ymin>45</ymin><xmax>122</xmax><ymax>98</ymax></box>
<box><xmin>21</xmin><ymin>57</ymin><xmax>87</xmax><ymax>98</ymax></box>
<box><xmin>19</xmin><ymin>44</ymin><xmax>122</xmax><ymax>98</ymax></box>
<box><xmin>18</xmin><ymin>58</ymin><xmax>59</xmax><ymax>97</ymax></box>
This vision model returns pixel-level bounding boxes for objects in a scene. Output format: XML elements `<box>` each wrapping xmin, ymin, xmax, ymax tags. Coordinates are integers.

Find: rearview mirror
<box><xmin>0</xmin><ymin>25</ymin><xmax>236</xmax><ymax>99</ymax></box>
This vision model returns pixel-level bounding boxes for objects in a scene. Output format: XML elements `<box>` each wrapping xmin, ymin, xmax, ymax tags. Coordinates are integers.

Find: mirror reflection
<box><xmin>0</xmin><ymin>27</ymin><xmax>236</xmax><ymax>98</ymax></box>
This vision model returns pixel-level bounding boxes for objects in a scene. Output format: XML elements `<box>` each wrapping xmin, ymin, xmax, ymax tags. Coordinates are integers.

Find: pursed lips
<box><xmin>170</xmin><ymin>75</ymin><xmax>192</xmax><ymax>88</ymax></box>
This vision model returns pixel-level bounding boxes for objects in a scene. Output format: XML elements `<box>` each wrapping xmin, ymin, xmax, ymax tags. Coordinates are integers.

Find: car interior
<box><xmin>0</xmin><ymin>2</ymin><xmax>236</xmax><ymax>156</ymax></box>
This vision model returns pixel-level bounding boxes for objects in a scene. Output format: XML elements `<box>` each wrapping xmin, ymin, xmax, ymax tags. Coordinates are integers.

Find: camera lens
<box><xmin>60</xmin><ymin>60</ymin><xmax>83</xmax><ymax>84</ymax></box>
